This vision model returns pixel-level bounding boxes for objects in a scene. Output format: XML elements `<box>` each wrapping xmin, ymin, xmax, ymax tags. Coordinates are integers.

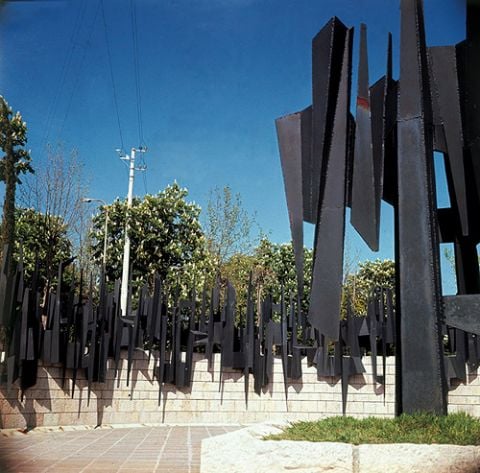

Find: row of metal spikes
<box><xmin>0</xmin><ymin>248</ymin><xmax>478</xmax><ymax>414</ymax></box>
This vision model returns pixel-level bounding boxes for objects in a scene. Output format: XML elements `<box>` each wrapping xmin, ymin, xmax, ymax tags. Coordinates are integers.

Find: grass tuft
<box><xmin>264</xmin><ymin>412</ymin><xmax>480</xmax><ymax>445</ymax></box>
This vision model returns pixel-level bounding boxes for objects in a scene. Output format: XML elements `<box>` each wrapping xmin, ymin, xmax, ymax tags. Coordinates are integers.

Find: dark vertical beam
<box><xmin>370</xmin><ymin>75</ymin><xmax>386</xmax><ymax>204</ymax></box>
<box><xmin>311</xmin><ymin>17</ymin><xmax>348</xmax><ymax>225</ymax></box>
<box><xmin>428</xmin><ymin>46</ymin><xmax>469</xmax><ymax>236</ymax></box>
<box><xmin>309</xmin><ymin>27</ymin><xmax>353</xmax><ymax>340</ymax></box>
<box><xmin>454</xmin><ymin>238</ymin><xmax>480</xmax><ymax>294</ymax></box>
<box><xmin>383</xmin><ymin>35</ymin><xmax>399</xmax><ymax>207</ymax></box>
<box><xmin>397</xmin><ymin>0</ymin><xmax>447</xmax><ymax>414</ymax></box>
<box><xmin>457</xmin><ymin>2</ymin><xmax>480</xmax><ymax>216</ymax></box>
<box><xmin>351</xmin><ymin>24</ymin><xmax>379</xmax><ymax>251</ymax></box>
<box><xmin>276</xmin><ymin>110</ymin><xmax>305</xmax><ymax>303</ymax></box>
<box><xmin>394</xmin><ymin>205</ymin><xmax>403</xmax><ymax>416</ymax></box>
<box><xmin>301</xmin><ymin>107</ymin><xmax>314</xmax><ymax>223</ymax></box>
<box><xmin>464</xmin><ymin>1</ymin><xmax>480</xmax><ymax>152</ymax></box>
<box><xmin>243</xmin><ymin>274</ymin><xmax>254</xmax><ymax>405</ymax></box>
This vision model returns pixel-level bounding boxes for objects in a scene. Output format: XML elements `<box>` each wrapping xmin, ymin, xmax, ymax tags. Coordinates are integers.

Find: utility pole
<box><xmin>118</xmin><ymin>146</ymin><xmax>146</xmax><ymax>316</ymax></box>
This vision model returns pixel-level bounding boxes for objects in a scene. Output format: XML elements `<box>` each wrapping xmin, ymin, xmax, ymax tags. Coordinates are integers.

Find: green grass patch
<box><xmin>264</xmin><ymin>412</ymin><xmax>480</xmax><ymax>445</ymax></box>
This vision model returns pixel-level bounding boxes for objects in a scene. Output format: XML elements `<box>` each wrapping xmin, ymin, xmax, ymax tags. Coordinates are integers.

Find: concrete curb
<box><xmin>200</xmin><ymin>422</ymin><xmax>480</xmax><ymax>473</ymax></box>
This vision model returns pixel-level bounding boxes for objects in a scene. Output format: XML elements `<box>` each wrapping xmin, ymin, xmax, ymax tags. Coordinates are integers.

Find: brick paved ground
<box><xmin>0</xmin><ymin>425</ymin><xmax>240</xmax><ymax>473</ymax></box>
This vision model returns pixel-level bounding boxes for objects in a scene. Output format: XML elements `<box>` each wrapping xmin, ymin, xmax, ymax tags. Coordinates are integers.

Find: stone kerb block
<box><xmin>201</xmin><ymin>423</ymin><xmax>354</xmax><ymax>473</ymax></box>
<box><xmin>201</xmin><ymin>425</ymin><xmax>480</xmax><ymax>473</ymax></box>
<box><xmin>357</xmin><ymin>444</ymin><xmax>480</xmax><ymax>473</ymax></box>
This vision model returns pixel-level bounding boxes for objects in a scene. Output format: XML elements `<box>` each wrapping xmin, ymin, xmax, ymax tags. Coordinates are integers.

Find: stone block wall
<box><xmin>0</xmin><ymin>352</ymin><xmax>477</xmax><ymax>429</ymax></box>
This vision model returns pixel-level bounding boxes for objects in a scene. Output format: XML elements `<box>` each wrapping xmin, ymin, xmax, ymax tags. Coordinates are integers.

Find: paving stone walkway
<box><xmin>0</xmin><ymin>425</ymin><xmax>240</xmax><ymax>472</ymax></box>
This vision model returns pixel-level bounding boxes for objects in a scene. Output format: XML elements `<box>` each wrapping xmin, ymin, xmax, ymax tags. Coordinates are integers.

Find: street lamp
<box><xmin>82</xmin><ymin>198</ymin><xmax>109</xmax><ymax>268</ymax></box>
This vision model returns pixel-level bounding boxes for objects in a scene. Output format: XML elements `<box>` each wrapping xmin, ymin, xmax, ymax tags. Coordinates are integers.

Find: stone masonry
<box><xmin>0</xmin><ymin>353</ymin><xmax>478</xmax><ymax>429</ymax></box>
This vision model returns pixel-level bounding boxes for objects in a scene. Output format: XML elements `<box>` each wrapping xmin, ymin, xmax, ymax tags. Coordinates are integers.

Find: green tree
<box><xmin>204</xmin><ymin>186</ymin><xmax>258</xmax><ymax>271</ymax></box>
<box><xmin>19</xmin><ymin>144</ymin><xmax>90</xmax><ymax>270</ymax></box>
<box><xmin>0</xmin><ymin>97</ymin><xmax>33</xmax><ymax>263</ymax></box>
<box><xmin>219</xmin><ymin>238</ymin><xmax>313</xmax><ymax>316</ymax></box>
<box><xmin>253</xmin><ymin>238</ymin><xmax>313</xmax><ymax>310</ymax></box>
<box><xmin>219</xmin><ymin>252</ymin><xmax>257</xmax><ymax>315</ymax></box>
<box><xmin>89</xmin><ymin>183</ymin><xmax>214</xmax><ymax>295</ymax></box>
<box><xmin>14</xmin><ymin>207</ymin><xmax>72</xmax><ymax>289</ymax></box>
<box><xmin>342</xmin><ymin>259</ymin><xmax>396</xmax><ymax>316</ymax></box>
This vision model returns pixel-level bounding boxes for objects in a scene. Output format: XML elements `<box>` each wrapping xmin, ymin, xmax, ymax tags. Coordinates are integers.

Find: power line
<box><xmin>130</xmin><ymin>0</ymin><xmax>148</xmax><ymax>195</ymax></box>
<box><xmin>141</xmin><ymin>152</ymin><xmax>148</xmax><ymax>194</ymax></box>
<box><xmin>101</xmin><ymin>0</ymin><xmax>125</xmax><ymax>151</ymax></box>
<box><xmin>142</xmin><ymin>171</ymin><xmax>148</xmax><ymax>194</ymax></box>
<box><xmin>42</xmin><ymin>0</ymin><xmax>87</xmax><ymax>152</ymax></box>
<box><xmin>58</xmin><ymin>0</ymin><xmax>102</xmax><ymax>139</ymax></box>
<box><xmin>130</xmin><ymin>0</ymin><xmax>145</xmax><ymax>148</ymax></box>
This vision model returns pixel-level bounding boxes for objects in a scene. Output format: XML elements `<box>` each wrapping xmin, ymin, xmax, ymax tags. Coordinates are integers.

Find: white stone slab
<box><xmin>200</xmin><ymin>422</ymin><xmax>353</xmax><ymax>472</ymax></box>
<box><xmin>201</xmin><ymin>423</ymin><xmax>480</xmax><ymax>473</ymax></box>
<box><xmin>358</xmin><ymin>443</ymin><xmax>480</xmax><ymax>473</ymax></box>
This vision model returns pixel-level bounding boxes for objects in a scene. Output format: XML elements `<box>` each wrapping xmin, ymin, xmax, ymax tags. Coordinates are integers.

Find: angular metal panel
<box><xmin>367</xmin><ymin>299</ymin><xmax>378</xmax><ymax>383</ymax></box>
<box><xmin>370</xmin><ymin>76</ymin><xmax>386</xmax><ymax>200</ymax></box>
<box><xmin>429</xmin><ymin>46</ymin><xmax>469</xmax><ymax>236</ymax></box>
<box><xmin>345</xmin><ymin>111</ymin><xmax>356</xmax><ymax>209</ymax></box>
<box><xmin>383</xmin><ymin>35</ymin><xmax>399</xmax><ymax>207</ymax></box>
<box><xmin>300</xmin><ymin>106</ymin><xmax>315</xmax><ymax>223</ymax></box>
<box><xmin>288</xmin><ymin>301</ymin><xmax>302</xmax><ymax>380</ymax></box>
<box><xmin>350</xmin><ymin>23</ymin><xmax>380</xmax><ymax>251</ymax></box>
<box><xmin>310</xmin><ymin>17</ymin><xmax>349</xmax><ymax>224</ymax></box>
<box><xmin>308</xmin><ymin>27</ymin><xmax>353</xmax><ymax>341</ymax></box>
<box><xmin>455</xmin><ymin>7</ymin><xmax>480</xmax><ymax>230</ymax></box>
<box><xmin>444</xmin><ymin>294</ymin><xmax>480</xmax><ymax>335</ymax></box>
<box><xmin>454</xmin><ymin>237</ymin><xmax>480</xmax><ymax>294</ymax></box>
<box><xmin>461</xmin><ymin>3</ymin><xmax>480</xmax><ymax>178</ymax></box>
<box><xmin>276</xmin><ymin>111</ymin><xmax>305</xmax><ymax>301</ymax></box>
<box><xmin>221</xmin><ymin>282</ymin><xmax>236</xmax><ymax>369</ymax></box>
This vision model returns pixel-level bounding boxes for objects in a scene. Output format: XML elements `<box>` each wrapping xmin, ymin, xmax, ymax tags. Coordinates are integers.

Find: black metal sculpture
<box><xmin>2</xmin><ymin>0</ymin><xmax>480</xmax><ymax>421</ymax></box>
<box><xmin>277</xmin><ymin>0</ymin><xmax>480</xmax><ymax>414</ymax></box>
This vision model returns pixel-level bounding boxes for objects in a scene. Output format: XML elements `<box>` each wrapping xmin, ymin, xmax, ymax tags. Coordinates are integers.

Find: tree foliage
<box><xmin>14</xmin><ymin>208</ymin><xmax>72</xmax><ymax>289</ymax></box>
<box><xmin>219</xmin><ymin>238</ymin><xmax>313</xmax><ymax>315</ymax></box>
<box><xmin>204</xmin><ymin>186</ymin><xmax>257</xmax><ymax>269</ymax></box>
<box><xmin>222</xmin><ymin>242</ymin><xmax>394</xmax><ymax>319</ymax></box>
<box><xmin>19</xmin><ymin>145</ymin><xmax>88</xmax><ymax>238</ymax></box>
<box><xmin>342</xmin><ymin>259</ymin><xmax>396</xmax><ymax>316</ymax></box>
<box><xmin>253</xmin><ymin>238</ymin><xmax>313</xmax><ymax>309</ymax></box>
<box><xmin>0</xmin><ymin>97</ymin><xmax>33</xmax><ymax>258</ymax></box>
<box><xmin>89</xmin><ymin>183</ymin><xmax>214</xmax><ymax>294</ymax></box>
<box><xmin>19</xmin><ymin>145</ymin><xmax>90</xmax><ymax>270</ymax></box>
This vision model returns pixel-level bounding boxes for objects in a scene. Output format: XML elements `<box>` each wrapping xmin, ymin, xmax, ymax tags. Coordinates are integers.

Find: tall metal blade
<box><xmin>460</xmin><ymin>2</ymin><xmax>480</xmax><ymax>204</ymax></box>
<box><xmin>300</xmin><ymin>107</ymin><xmax>314</xmax><ymax>223</ymax></box>
<box><xmin>309</xmin><ymin>27</ymin><xmax>353</xmax><ymax>340</ymax></box>
<box><xmin>397</xmin><ymin>0</ymin><xmax>447</xmax><ymax>414</ymax></box>
<box><xmin>276</xmin><ymin>110</ymin><xmax>305</xmax><ymax>303</ymax></box>
<box><xmin>383</xmin><ymin>34</ymin><xmax>399</xmax><ymax>206</ymax></box>
<box><xmin>462</xmin><ymin>0</ymin><xmax>480</xmax><ymax>160</ymax></box>
<box><xmin>429</xmin><ymin>46</ymin><xmax>469</xmax><ymax>236</ymax></box>
<box><xmin>351</xmin><ymin>24</ymin><xmax>380</xmax><ymax>251</ymax></box>
<box><xmin>310</xmin><ymin>17</ymin><xmax>348</xmax><ymax>226</ymax></box>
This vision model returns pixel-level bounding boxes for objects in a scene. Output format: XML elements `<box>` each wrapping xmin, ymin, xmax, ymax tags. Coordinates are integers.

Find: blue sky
<box><xmin>0</xmin><ymin>0</ymin><xmax>466</xmax><ymax>291</ymax></box>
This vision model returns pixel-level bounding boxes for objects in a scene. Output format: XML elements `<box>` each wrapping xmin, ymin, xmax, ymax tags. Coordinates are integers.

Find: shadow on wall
<box><xmin>2</xmin><ymin>351</ymin><xmax>479</xmax><ymax>430</ymax></box>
